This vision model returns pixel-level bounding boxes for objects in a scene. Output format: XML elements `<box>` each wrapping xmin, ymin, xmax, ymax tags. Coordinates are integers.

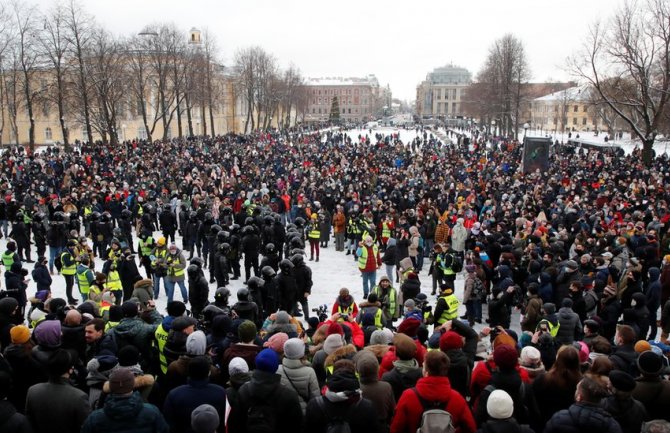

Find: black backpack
<box><xmin>316</xmin><ymin>396</ymin><xmax>361</xmax><ymax>433</ymax></box>
<box><xmin>244</xmin><ymin>386</ymin><xmax>279</xmax><ymax>433</ymax></box>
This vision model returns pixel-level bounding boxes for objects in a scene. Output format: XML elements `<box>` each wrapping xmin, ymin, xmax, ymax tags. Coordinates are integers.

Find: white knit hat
<box><xmin>520</xmin><ymin>346</ymin><xmax>541</xmax><ymax>367</ymax></box>
<box><xmin>228</xmin><ymin>357</ymin><xmax>249</xmax><ymax>376</ymax></box>
<box><xmin>323</xmin><ymin>334</ymin><xmax>345</xmax><ymax>355</ymax></box>
<box><xmin>487</xmin><ymin>389</ymin><xmax>514</xmax><ymax>419</ymax></box>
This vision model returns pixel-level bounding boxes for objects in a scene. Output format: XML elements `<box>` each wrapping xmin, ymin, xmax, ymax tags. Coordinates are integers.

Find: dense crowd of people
<box><xmin>1</xmin><ymin>126</ymin><xmax>670</xmax><ymax>433</ymax></box>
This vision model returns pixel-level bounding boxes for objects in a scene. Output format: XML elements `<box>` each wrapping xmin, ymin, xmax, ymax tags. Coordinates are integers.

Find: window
<box><xmin>452</xmin><ymin>102</ymin><xmax>457</xmax><ymax>113</ymax></box>
<box><xmin>318</xmin><ymin>108</ymin><xmax>321</xmax><ymax>114</ymax></box>
<box><xmin>312</xmin><ymin>108</ymin><xmax>315</xmax><ymax>114</ymax></box>
<box><xmin>138</xmin><ymin>126</ymin><xmax>147</xmax><ymax>139</ymax></box>
<box><xmin>45</xmin><ymin>127</ymin><xmax>52</xmax><ymax>141</ymax></box>
<box><xmin>348</xmin><ymin>108</ymin><xmax>351</xmax><ymax>114</ymax></box>
<box><xmin>583</xmin><ymin>105</ymin><xmax>588</xmax><ymax>112</ymax></box>
<box><xmin>573</xmin><ymin>117</ymin><xmax>577</xmax><ymax>125</ymax></box>
<box><xmin>452</xmin><ymin>89</ymin><xmax>457</xmax><ymax>99</ymax></box>
<box><xmin>582</xmin><ymin>118</ymin><xmax>587</xmax><ymax>125</ymax></box>
<box><xmin>573</xmin><ymin>105</ymin><xmax>578</xmax><ymax>112</ymax></box>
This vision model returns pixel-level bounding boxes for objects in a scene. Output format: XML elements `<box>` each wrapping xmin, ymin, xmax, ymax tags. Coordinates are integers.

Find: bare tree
<box><xmin>37</xmin><ymin>3</ymin><xmax>71</xmax><ymax>146</ymax></box>
<box><xmin>570</xmin><ymin>0</ymin><xmax>670</xmax><ymax>164</ymax></box>
<box><xmin>11</xmin><ymin>1</ymin><xmax>42</xmax><ymax>147</ymax></box>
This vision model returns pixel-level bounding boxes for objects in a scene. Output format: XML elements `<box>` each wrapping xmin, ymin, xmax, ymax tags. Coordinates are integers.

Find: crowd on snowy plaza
<box><xmin>3</xmin><ymin>125</ymin><xmax>670</xmax><ymax>433</ymax></box>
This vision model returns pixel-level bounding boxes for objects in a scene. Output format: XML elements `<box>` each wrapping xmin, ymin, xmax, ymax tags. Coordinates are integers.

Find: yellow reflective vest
<box><xmin>437</xmin><ymin>294</ymin><xmax>460</xmax><ymax>324</ymax></box>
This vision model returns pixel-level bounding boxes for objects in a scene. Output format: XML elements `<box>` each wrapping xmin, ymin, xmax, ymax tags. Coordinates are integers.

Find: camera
<box><xmin>311</xmin><ymin>304</ymin><xmax>329</xmax><ymax>322</ymax></box>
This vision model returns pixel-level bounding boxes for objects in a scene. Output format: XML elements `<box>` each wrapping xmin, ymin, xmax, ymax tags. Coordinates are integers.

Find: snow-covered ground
<box><xmin>19</xmin><ymin>227</ymin><xmax>520</xmax><ymax>334</ymax></box>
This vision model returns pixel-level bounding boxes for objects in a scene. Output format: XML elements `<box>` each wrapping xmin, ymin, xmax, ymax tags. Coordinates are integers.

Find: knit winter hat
<box><xmin>638</xmin><ymin>350</ymin><xmax>665</xmax><ymax>376</ymax></box>
<box><xmin>191</xmin><ymin>404</ymin><xmax>219</xmax><ymax>433</ymax></box>
<box><xmin>87</xmin><ymin>352</ymin><xmax>119</xmax><ymax>373</ymax></box>
<box><xmin>355</xmin><ymin>351</ymin><xmax>380</xmax><ymax>383</ymax></box>
<box><xmin>191</xmin><ymin>404</ymin><xmax>220</xmax><ymax>433</ymax></box>
<box><xmin>439</xmin><ymin>331</ymin><xmax>464</xmax><ymax>352</ymax></box>
<box><xmin>487</xmin><ymin>389</ymin><xmax>514</xmax><ymax>419</ymax></box>
<box><xmin>228</xmin><ymin>357</ymin><xmax>249</xmax><ymax>377</ymax></box>
<box><xmin>274</xmin><ymin>310</ymin><xmax>290</xmax><ymax>325</ymax></box>
<box><xmin>237</xmin><ymin>320</ymin><xmax>257</xmax><ymax>343</ymax></box>
<box><xmin>492</xmin><ymin>333</ymin><xmax>516</xmax><ymax>349</ymax></box>
<box><xmin>520</xmin><ymin>346</ymin><xmax>541</xmax><ymax>366</ymax></box>
<box><xmin>108</xmin><ymin>367</ymin><xmax>135</xmax><ymax>394</ymax></box>
<box><xmin>263</xmin><ymin>332</ymin><xmax>289</xmax><ymax>355</ymax></box>
<box><xmin>166</xmin><ymin>301</ymin><xmax>187</xmax><ymax>317</ymax></box>
<box><xmin>493</xmin><ymin>344</ymin><xmax>518</xmax><ymax>370</ymax></box>
<box><xmin>394</xmin><ymin>333</ymin><xmax>417</xmax><ymax>360</ymax></box>
<box><xmin>327</xmin><ymin>322</ymin><xmax>344</xmax><ymax>336</ymax></box>
<box><xmin>323</xmin><ymin>334</ymin><xmax>345</xmax><ymax>355</ymax></box>
<box><xmin>283</xmin><ymin>338</ymin><xmax>305</xmax><ymax>360</ymax></box>
<box><xmin>117</xmin><ymin>345</ymin><xmax>140</xmax><ymax>367</ymax></box>
<box><xmin>327</xmin><ymin>368</ymin><xmax>360</xmax><ymax>393</ymax></box>
<box><xmin>33</xmin><ymin>320</ymin><xmax>61</xmax><ymax>348</ymax></box>
<box><xmin>255</xmin><ymin>348</ymin><xmax>280</xmax><ymax>373</ymax></box>
<box><xmin>186</xmin><ymin>330</ymin><xmax>207</xmax><ymax>356</ymax></box>
<box><xmin>121</xmin><ymin>301</ymin><xmax>139</xmax><ymax>318</ymax></box>
<box><xmin>635</xmin><ymin>340</ymin><xmax>652</xmax><ymax>353</ymax></box>
<box><xmin>397</xmin><ymin>317</ymin><xmax>421</xmax><ymax>338</ymax></box>
<box><xmin>172</xmin><ymin>316</ymin><xmax>197</xmax><ymax>332</ymax></box>
<box><xmin>10</xmin><ymin>325</ymin><xmax>30</xmax><ymax>344</ymax></box>
<box><xmin>609</xmin><ymin>370</ymin><xmax>636</xmax><ymax>392</ymax></box>
<box><xmin>370</xmin><ymin>329</ymin><xmax>394</xmax><ymax>345</ymax></box>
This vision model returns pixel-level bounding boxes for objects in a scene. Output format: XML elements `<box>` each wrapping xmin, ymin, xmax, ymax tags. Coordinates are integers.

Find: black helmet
<box><xmin>265</xmin><ymin>243</ymin><xmax>275</xmax><ymax>254</ymax></box>
<box><xmin>187</xmin><ymin>264</ymin><xmax>200</xmax><ymax>277</ymax></box>
<box><xmin>286</xmin><ymin>223</ymin><xmax>297</xmax><ymax>231</ymax></box>
<box><xmin>52</xmin><ymin>211</ymin><xmax>64</xmax><ymax>222</ymax></box>
<box><xmin>237</xmin><ymin>287</ymin><xmax>250</xmax><ymax>302</ymax></box>
<box><xmin>215</xmin><ymin>287</ymin><xmax>230</xmax><ymax>301</ymax></box>
<box><xmin>221</xmin><ymin>206</ymin><xmax>232</xmax><ymax>215</ymax></box>
<box><xmin>101</xmin><ymin>213</ymin><xmax>111</xmax><ymax>223</ymax></box>
<box><xmin>15</xmin><ymin>211</ymin><xmax>24</xmax><ymax>221</ymax></box>
<box><xmin>204</xmin><ymin>212</ymin><xmax>213</xmax><ymax>222</ymax></box>
<box><xmin>290</xmin><ymin>254</ymin><xmax>304</xmax><ymax>266</ymax></box>
<box><xmin>279</xmin><ymin>259</ymin><xmax>294</xmax><ymax>272</ymax></box>
<box><xmin>199</xmin><ymin>202</ymin><xmax>207</xmax><ymax>209</ymax></box>
<box><xmin>247</xmin><ymin>276</ymin><xmax>264</xmax><ymax>290</ymax></box>
<box><xmin>210</xmin><ymin>224</ymin><xmax>222</xmax><ymax>235</ymax></box>
<box><xmin>242</xmin><ymin>226</ymin><xmax>255</xmax><ymax>235</ymax></box>
<box><xmin>189</xmin><ymin>257</ymin><xmax>205</xmax><ymax>268</ymax></box>
<box><xmin>290</xmin><ymin>238</ymin><xmax>304</xmax><ymax>249</ymax></box>
<box><xmin>261</xmin><ymin>265</ymin><xmax>276</xmax><ymax>278</ymax></box>
<box><xmin>202</xmin><ymin>304</ymin><xmax>225</xmax><ymax>323</ymax></box>
<box><xmin>216</xmin><ymin>231</ymin><xmax>229</xmax><ymax>243</ymax></box>
<box><xmin>264</xmin><ymin>215</ymin><xmax>274</xmax><ymax>225</ymax></box>
<box><xmin>230</xmin><ymin>224</ymin><xmax>241</xmax><ymax>234</ymax></box>
<box><xmin>244</xmin><ymin>217</ymin><xmax>254</xmax><ymax>226</ymax></box>
<box><xmin>289</xmin><ymin>248</ymin><xmax>305</xmax><ymax>257</ymax></box>
<box><xmin>33</xmin><ymin>212</ymin><xmax>46</xmax><ymax>222</ymax></box>
<box><xmin>218</xmin><ymin>242</ymin><xmax>231</xmax><ymax>253</ymax></box>
<box><xmin>415</xmin><ymin>293</ymin><xmax>428</xmax><ymax>303</ymax></box>
<box><xmin>69</xmin><ymin>211</ymin><xmax>78</xmax><ymax>221</ymax></box>
<box><xmin>189</xmin><ymin>211</ymin><xmax>197</xmax><ymax>220</ymax></box>
<box><xmin>90</xmin><ymin>211</ymin><xmax>101</xmax><ymax>222</ymax></box>
<box><xmin>121</xmin><ymin>209</ymin><xmax>132</xmax><ymax>219</ymax></box>
<box><xmin>163</xmin><ymin>204</ymin><xmax>171</xmax><ymax>212</ymax></box>
<box><xmin>294</xmin><ymin>217</ymin><xmax>305</xmax><ymax>228</ymax></box>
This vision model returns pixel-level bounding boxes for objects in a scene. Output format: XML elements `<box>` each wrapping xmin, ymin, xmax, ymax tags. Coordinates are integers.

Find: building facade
<box><xmin>303</xmin><ymin>75</ymin><xmax>382</xmax><ymax>123</ymax></box>
<box><xmin>415</xmin><ymin>64</ymin><xmax>471</xmax><ymax>119</ymax></box>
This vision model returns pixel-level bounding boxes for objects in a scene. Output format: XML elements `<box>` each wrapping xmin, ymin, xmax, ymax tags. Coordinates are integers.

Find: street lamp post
<box><xmin>523</xmin><ymin>122</ymin><xmax>529</xmax><ymax>140</ymax></box>
<box><xmin>491</xmin><ymin>119</ymin><xmax>496</xmax><ymax>139</ymax></box>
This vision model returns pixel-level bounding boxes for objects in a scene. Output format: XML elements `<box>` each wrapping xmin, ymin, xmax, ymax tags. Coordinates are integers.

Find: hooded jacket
<box><xmin>390</xmin><ymin>375</ymin><xmax>476</xmax><ymax>433</ymax></box>
<box><xmin>0</xmin><ymin>399</ymin><xmax>31</xmax><ymax>433</ymax></box>
<box><xmin>278</xmin><ymin>357</ymin><xmax>320</xmax><ymax>414</ymax></box>
<box><xmin>556</xmin><ymin>306</ymin><xmax>582</xmax><ymax>345</ymax></box>
<box><xmin>544</xmin><ymin>402</ymin><xmax>623</xmax><ymax>433</ymax></box>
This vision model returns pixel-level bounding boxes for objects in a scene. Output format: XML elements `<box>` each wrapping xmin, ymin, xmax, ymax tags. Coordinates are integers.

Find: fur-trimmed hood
<box><xmin>324</xmin><ymin>343</ymin><xmax>357</xmax><ymax>367</ymax></box>
<box><xmin>102</xmin><ymin>373</ymin><xmax>155</xmax><ymax>394</ymax></box>
<box><xmin>363</xmin><ymin>344</ymin><xmax>392</xmax><ymax>362</ymax></box>
<box><xmin>133</xmin><ymin>279</ymin><xmax>153</xmax><ymax>290</ymax></box>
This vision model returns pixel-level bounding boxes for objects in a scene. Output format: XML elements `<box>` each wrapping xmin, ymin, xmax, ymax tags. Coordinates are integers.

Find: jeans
<box><xmin>424</xmin><ymin>239</ymin><xmax>434</xmax><ymax>257</ymax></box>
<box><xmin>385</xmin><ymin>264</ymin><xmax>395</xmax><ymax>282</ymax></box>
<box><xmin>153</xmin><ymin>274</ymin><xmax>169</xmax><ymax>298</ymax></box>
<box><xmin>165</xmin><ymin>279</ymin><xmax>188</xmax><ymax>303</ymax></box>
<box><xmin>0</xmin><ymin>220</ymin><xmax>7</xmax><ymax>237</ymax></box>
<box><xmin>466</xmin><ymin>300</ymin><xmax>482</xmax><ymax>322</ymax></box>
<box><xmin>361</xmin><ymin>271</ymin><xmax>376</xmax><ymax>297</ymax></box>
<box><xmin>49</xmin><ymin>246</ymin><xmax>62</xmax><ymax>273</ymax></box>
<box><xmin>335</xmin><ymin>233</ymin><xmax>345</xmax><ymax>251</ymax></box>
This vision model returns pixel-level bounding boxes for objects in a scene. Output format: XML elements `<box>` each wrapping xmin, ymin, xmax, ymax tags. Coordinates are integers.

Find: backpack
<box><xmin>316</xmin><ymin>396</ymin><xmax>360</xmax><ymax>433</ymax></box>
<box><xmin>472</xmin><ymin>277</ymin><xmax>485</xmax><ymax>299</ymax></box>
<box><xmin>412</xmin><ymin>388</ymin><xmax>456</xmax><ymax>433</ymax></box>
<box><xmin>245</xmin><ymin>387</ymin><xmax>279</xmax><ymax>433</ymax></box>
<box><xmin>450</xmin><ymin>255</ymin><xmax>463</xmax><ymax>273</ymax></box>
<box><xmin>54</xmin><ymin>253</ymin><xmax>63</xmax><ymax>271</ymax></box>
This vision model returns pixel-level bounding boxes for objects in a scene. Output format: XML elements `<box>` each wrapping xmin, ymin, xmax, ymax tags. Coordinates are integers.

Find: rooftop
<box><xmin>306</xmin><ymin>75</ymin><xmax>380</xmax><ymax>87</ymax></box>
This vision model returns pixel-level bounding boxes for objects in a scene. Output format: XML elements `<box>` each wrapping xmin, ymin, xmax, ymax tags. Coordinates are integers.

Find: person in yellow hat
<box><xmin>306</xmin><ymin>213</ymin><xmax>320</xmax><ymax>261</ymax></box>
<box><xmin>151</xmin><ymin>237</ymin><xmax>169</xmax><ymax>299</ymax></box>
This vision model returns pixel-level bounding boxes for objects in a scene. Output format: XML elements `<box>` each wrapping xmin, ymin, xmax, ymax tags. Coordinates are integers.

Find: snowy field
<box><xmin>16</xmin><ymin>227</ymin><xmax>521</xmax><ymax>334</ymax></box>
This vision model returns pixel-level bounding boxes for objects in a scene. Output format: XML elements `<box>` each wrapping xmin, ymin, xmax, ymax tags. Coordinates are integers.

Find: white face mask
<box><xmin>631</xmin><ymin>300</ymin><xmax>637</xmax><ymax>307</ymax></box>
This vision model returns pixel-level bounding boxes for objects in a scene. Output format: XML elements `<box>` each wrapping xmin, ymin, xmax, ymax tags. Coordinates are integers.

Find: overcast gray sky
<box><xmin>35</xmin><ymin>0</ymin><xmax>618</xmax><ymax>101</ymax></box>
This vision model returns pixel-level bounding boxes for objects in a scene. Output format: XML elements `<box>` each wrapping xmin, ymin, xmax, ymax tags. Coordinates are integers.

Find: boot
<box><xmin>346</xmin><ymin>250</ymin><xmax>351</xmax><ymax>255</ymax></box>
<box><xmin>316</xmin><ymin>257</ymin><xmax>319</xmax><ymax>262</ymax></box>
<box><xmin>309</xmin><ymin>255</ymin><xmax>314</xmax><ymax>261</ymax></box>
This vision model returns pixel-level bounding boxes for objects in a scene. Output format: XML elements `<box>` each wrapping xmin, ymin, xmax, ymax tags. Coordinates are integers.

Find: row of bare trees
<box><xmin>0</xmin><ymin>0</ymin><xmax>307</xmax><ymax>147</ymax></box>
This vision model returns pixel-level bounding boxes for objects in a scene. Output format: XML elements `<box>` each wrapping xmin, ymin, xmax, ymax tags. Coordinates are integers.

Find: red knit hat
<box><xmin>327</xmin><ymin>322</ymin><xmax>344</xmax><ymax>336</ymax></box>
<box><xmin>397</xmin><ymin>318</ymin><xmax>422</xmax><ymax>338</ymax></box>
<box><xmin>439</xmin><ymin>331</ymin><xmax>464</xmax><ymax>352</ymax></box>
<box><xmin>493</xmin><ymin>344</ymin><xmax>518</xmax><ymax>370</ymax></box>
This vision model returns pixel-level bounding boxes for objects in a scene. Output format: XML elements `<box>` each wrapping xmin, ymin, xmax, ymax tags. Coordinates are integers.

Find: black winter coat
<box><xmin>600</xmin><ymin>395</ymin><xmax>647</xmax><ymax>433</ymax></box>
<box><xmin>277</xmin><ymin>272</ymin><xmax>298</xmax><ymax>312</ymax></box>
<box><xmin>544</xmin><ymin>403</ymin><xmax>623</xmax><ymax>433</ymax></box>
<box><xmin>188</xmin><ymin>274</ymin><xmax>209</xmax><ymax>312</ymax></box>
<box><xmin>31</xmin><ymin>263</ymin><xmax>52</xmax><ymax>292</ymax></box>
<box><xmin>305</xmin><ymin>395</ymin><xmax>380</xmax><ymax>433</ymax></box>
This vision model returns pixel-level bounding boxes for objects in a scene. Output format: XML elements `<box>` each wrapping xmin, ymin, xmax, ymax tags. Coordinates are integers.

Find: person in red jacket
<box><xmin>390</xmin><ymin>350</ymin><xmax>476</xmax><ymax>433</ymax></box>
